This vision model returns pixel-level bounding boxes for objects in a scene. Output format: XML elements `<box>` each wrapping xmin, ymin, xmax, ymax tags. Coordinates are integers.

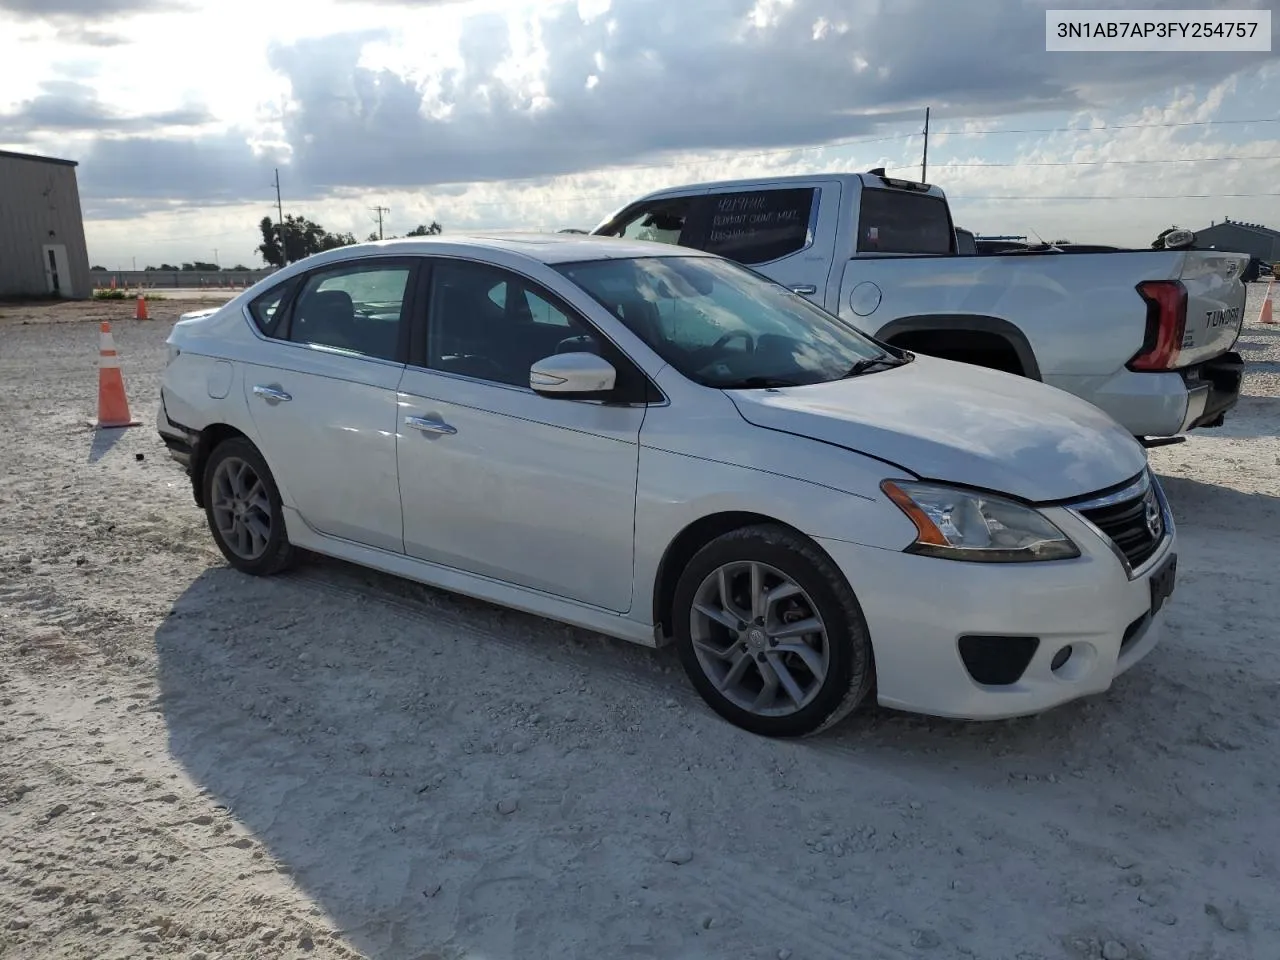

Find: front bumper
<box><xmin>815</xmin><ymin>492</ymin><xmax>1178</xmax><ymax>721</ymax></box>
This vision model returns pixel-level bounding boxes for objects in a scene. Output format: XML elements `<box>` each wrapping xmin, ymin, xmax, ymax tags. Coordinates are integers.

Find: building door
<box><xmin>42</xmin><ymin>244</ymin><xmax>70</xmax><ymax>296</ymax></box>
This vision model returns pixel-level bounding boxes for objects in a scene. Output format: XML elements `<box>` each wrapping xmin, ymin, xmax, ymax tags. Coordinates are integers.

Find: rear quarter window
<box><xmin>683</xmin><ymin>188</ymin><xmax>817</xmax><ymax>265</ymax></box>
<box><xmin>857</xmin><ymin>189</ymin><xmax>954</xmax><ymax>255</ymax></box>
<box><xmin>248</xmin><ymin>280</ymin><xmax>297</xmax><ymax>338</ymax></box>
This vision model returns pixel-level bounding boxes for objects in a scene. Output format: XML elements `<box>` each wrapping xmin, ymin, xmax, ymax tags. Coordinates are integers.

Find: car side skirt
<box><xmin>282</xmin><ymin>506</ymin><xmax>663</xmax><ymax>649</ymax></box>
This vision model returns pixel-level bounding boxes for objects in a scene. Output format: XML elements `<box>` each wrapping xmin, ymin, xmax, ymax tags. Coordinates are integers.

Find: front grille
<box><xmin>1076</xmin><ymin>480</ymin><xmax>1164</xmax><ymax>569</ymax></box>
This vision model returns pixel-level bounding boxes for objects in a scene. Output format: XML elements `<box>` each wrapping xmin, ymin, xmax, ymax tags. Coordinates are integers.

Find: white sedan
<box><xmin>157</xmin><ymin>234</ymin><xmax>1178</xmax><ymax>737</ymax></box>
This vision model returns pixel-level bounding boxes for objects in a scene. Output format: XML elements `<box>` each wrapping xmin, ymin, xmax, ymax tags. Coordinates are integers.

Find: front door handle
<box><xmin>404</xmin><ymin>415</ymin><xmax>457</xmax><ymax>436</ymax></box>
<box><xmin>253</xmin><ymin>384</ymin><xmax>292</xmax><ymax>403</ymax></box>
<box><xmin>789</xmin><ymin>284</ymin><xmax>817</xmax><ymax>295</ymax></box>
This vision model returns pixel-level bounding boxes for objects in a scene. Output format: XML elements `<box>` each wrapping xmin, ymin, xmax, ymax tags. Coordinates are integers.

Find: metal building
<box><xmin>1193</xmin><ymin>217</ymin><xmax>1280</xmax><ymax>262</ymax></box>
<box><xmin>0</xmin><ymin>149</ymin><xmax>92</xmax><ymax>299</ymax></box>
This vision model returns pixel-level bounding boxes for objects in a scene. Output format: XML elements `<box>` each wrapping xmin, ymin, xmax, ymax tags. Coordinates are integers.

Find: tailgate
<box><xmin>1176</xmin><ymin>251</ymin><xmax>1248</xmax><ymax>366</ymax></box>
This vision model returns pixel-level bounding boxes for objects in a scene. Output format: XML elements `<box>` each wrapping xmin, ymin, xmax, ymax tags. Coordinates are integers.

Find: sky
<box><xmin>1</xmin><ymin>0</ymin><xmax>1278</xmax><ymax>269</ymax></box>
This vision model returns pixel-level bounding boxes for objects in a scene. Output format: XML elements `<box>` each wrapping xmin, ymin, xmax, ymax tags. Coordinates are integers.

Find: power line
<box><xmin>916</xmin><ymin>154</ymin><xmax>1280</xmax><ymax>168</ymax></box>
<box><xmin>951</xmin><ymin>192</ymin><xmax>1280</xmax><ymax>201</ymax></box>
<box><xmin>930</xmin><ymin>117</ymin><xmax>1280</xmax><ymax>137</ymax></box>
<box><xmin>403</xmin><ymin>117</ymin><xmax>1280</xmax><ymax>192</ymax></box>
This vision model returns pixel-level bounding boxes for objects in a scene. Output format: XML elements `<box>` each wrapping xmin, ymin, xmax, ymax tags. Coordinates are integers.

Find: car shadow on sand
<box><xmin>154</xmin><ymin>471</ymin><xmax>1279</xmax><ymax>958</ymax></box>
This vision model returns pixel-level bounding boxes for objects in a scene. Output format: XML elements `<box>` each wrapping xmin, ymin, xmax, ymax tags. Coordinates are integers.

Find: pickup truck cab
<box><xmin>591</xmin><ymin>172</ymin><xmax>1248</xmax><ymax>441</ymax></box>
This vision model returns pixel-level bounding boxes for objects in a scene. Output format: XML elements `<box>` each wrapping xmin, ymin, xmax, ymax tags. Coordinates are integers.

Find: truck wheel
<box><xmin>671</xmin><ymin>524</ymin><xmax>875</xmax><ymax>737</ymax></box>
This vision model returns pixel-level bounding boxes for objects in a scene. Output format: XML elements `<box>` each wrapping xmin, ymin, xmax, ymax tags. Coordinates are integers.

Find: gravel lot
<box><xmin>1</xmin><ymin>287</ymin><xmax>1277</xmax><ymax>960</ymax></box>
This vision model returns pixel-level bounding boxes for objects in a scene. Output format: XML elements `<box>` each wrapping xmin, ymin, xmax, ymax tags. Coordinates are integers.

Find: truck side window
<box><xmin>683</xmin><ymin>188</ymin><xmax>817</xmax><ymax>265</ymax></box>
<box><xmin>857</xmin><ymin>188</ymin><xmax>955</xmax><ymax>254</ymax></box>
<box><xmin>597</xmin><ymin>199</ymin><xmax>694</xmax><ymax>245</ymax></box>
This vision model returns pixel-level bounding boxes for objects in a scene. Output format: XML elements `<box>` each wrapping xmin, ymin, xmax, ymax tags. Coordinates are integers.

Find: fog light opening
<box><xmin>1050</xmin><ymin>642</ymin><xmax>1098</xmax><ymax>682</ymax></box>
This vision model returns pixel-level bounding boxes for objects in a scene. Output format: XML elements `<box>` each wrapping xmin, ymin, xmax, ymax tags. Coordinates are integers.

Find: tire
<box><xmin>201</xmin><ymin>436</ymin><xmax>296</xmax><ymax>576</ymax></box>
<box><xmin>671</xmin><ymin>523</ymin><xmax>875</xmax><ymax>738</ymax></box>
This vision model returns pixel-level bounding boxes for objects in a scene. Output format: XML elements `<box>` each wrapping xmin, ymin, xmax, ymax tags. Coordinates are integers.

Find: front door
<box><xmin>242</xmin><ymin>258</ymin><xmax>417</xmax><ymax>553</ymax></box>
<box><xmin>397</xmin><ymin>257</ymin><xmax>644</xmax><ymax>613</ymax></box>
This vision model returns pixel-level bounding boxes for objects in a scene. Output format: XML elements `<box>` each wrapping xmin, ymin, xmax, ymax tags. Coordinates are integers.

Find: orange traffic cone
<box><xmin>1260</xmin><ymin>278</ymin><xmax>1276</xmax><ymax>325</ymax></box>
<box><xmin>135</xmin><ymin>293</ymin><xmax>149</xmax><ymax>320</ymax></box>
<box><xmin>93</xmin><ymin>321</ymin><xmax>141</xmax><ymax>429</ymax></box>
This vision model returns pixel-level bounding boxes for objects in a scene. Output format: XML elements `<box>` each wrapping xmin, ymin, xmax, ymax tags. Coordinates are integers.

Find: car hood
<box><xmin>726</xmin><ymin>354</ymin><xmax>1148</xmax><ymax>503</ymax></box>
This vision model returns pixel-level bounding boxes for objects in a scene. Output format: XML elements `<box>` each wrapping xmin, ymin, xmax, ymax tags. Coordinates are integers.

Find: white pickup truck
<box><xmin>590</xmin><ymin>171</ymin><xmax>1248</xmax><ymax>442</ymax></box>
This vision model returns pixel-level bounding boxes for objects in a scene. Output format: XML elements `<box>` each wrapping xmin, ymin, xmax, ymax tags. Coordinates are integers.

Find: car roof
<box><xmin>317</xmin><ymin>232</ymin><xmax>709</xmax><ymax>266</ymax></box>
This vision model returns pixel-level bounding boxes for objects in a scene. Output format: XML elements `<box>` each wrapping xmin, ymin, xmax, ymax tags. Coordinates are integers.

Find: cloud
<box><xmin>0</xmin><ymin>0</ymin><xmax>172</xmax><ymax>17</ymax></box>
<box><xmin>0</xmin><ymin>80</ymin><xmax>214</xmax><ymax>139</ymax></box>
<box><xmin>75</xmin><ymin>135</ymin><xmax>278</xmax><ymax>204</ymax></box>
<box><xmin>53</xmin><ymin>25</ymin><xmax>130</xmax><ymax>47</ymax></box>
<box><xmin>262</xmin><ymin>0</ymin><xmax>1277</xmax><ymax>193</ymax></box>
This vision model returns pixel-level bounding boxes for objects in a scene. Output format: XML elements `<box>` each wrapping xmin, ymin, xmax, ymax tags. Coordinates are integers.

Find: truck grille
<box><xmin>1073</xmin><ymin>474</ymin><xmax>1165</xmax><ymax>570</ymax></box>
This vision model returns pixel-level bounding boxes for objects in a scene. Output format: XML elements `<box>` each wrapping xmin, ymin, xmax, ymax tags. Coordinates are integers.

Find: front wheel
<box><xmin>202</xmin><ymin>436</ymin><xmax>296</xmax><ymax>576</ymax></box>
<box><xmin>671</xmin><ymin>524</ymin><xmax>874</xmax><ymax>737</ymax></box>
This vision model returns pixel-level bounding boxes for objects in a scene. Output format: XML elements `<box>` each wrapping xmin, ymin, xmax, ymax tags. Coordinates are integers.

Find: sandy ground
<box><xmin>0</xmin><ymin>288</ymin><xmax>1277</xmax><ymax>960</ymax></box>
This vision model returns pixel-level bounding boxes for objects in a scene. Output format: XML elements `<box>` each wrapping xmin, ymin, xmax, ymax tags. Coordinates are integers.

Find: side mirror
<box><xmin>530</xmin><ymin>352</ymin><xmax>617</xmax><ymax>398</ymax></box>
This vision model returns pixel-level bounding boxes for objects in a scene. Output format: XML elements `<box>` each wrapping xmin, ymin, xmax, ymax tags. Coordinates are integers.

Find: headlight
<box><xmin>880</xmin><ymin>480</ymin><xmax>1080</xmax><ymax>562</ymax></box>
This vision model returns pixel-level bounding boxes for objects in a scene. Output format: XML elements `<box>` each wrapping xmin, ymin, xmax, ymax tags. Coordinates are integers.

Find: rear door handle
<box><xmin>404</xmin><ymin>415</ymin><xmax>457</xmax><ymax>436</ymax></box>
<box><xmin>789</xmin><ymin>284</ymin><xmax>817</xmax><ymax>295</ymax></box>
<box><xmin>252</xmin><ymin>384</ymin><xmax>292</xmax><ymax>403</ymax></box>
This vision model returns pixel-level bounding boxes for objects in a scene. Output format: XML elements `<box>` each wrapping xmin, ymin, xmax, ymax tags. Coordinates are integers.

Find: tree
<box><xmin>406</xmin><ymin>221</ymin><xmax>442</xmax><ymax>236</ymax></box>
<box><xmin>181</xmin><ymin>261</ymin><xmax>219</xmax><ymax>272</ymax></box>
<box><xmin>257</xmin><ymin>214</ymin><xmax>359</xmax><ymax>267</ymax></box>
<box><xmin>90</xmin><ymin>265</ymin><xmax>107</xmax><ymax>271</ymax></box>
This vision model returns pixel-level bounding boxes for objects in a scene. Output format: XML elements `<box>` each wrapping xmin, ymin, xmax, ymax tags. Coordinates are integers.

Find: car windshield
<box><xmin>555</xmin><ymin>256</ymin><xmax>895</xmax><ymax>388</ymax></box>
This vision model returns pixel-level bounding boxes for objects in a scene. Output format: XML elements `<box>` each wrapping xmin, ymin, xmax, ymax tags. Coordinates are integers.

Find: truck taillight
<box><xmin>1128</xmin><ymin>280</ymin><xmax>1186</xmax><ymax>371</ymax></box>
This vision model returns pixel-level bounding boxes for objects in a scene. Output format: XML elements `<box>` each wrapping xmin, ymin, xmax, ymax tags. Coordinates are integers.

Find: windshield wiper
<box><xmin>843</xmin><ymin>354</ymin><xmax>908</xmax><ymax>378</ymax></box>
<box><xmin>718</xmin><ymin>376</ymin><xmax>805</xmax><ymax>390</ymax></box>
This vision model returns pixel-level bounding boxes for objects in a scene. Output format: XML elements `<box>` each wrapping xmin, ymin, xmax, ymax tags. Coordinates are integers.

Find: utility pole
<box><xmin>371</xmin><ymin>205</ymin><xmax>391</xmax><ymax>240</ymax></box>
<box><xmin>213</xmin><ymin>248</ymin><xmax>219</xmax><ymax>268</ymax></box>
<box><xmin>921</xmin><ymin>107</ymin><xmax>930</xmax><ymax>183</ymax></box>
<box><xmin>273</xmin><ymin>168</ymin><xmax>286</xmax><ymax>265</ymax></box>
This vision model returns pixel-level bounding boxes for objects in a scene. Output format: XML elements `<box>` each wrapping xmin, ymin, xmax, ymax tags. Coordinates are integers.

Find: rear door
<box><xmin>1175</xmin><ymin>251</ymin><xmax>1249</xmax><ymax>364</ymax></box>
<box><xmin>241</xmin><ymin>257</ymin><xmax>416</xmax><ymax>554</ymax></box>
<box><xmin>680</xmin><ymin>181</ymin><xmax>842</xmax><ymax>306</ymax></box>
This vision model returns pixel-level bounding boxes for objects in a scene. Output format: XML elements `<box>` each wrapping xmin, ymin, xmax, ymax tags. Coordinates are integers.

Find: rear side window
<box><xmin>248</xmin><ymin>280</ymin><xmax>295</xmax><ymax>337</ymax></box>
<box><xmin>684</xmin><ymin>188</ymin><xmax>816</xmax><ymax>265</ymax></box>
<box><xmin>856</xmin><ymin>189</ymin><xmax>954</xmax><ymax>254</ymax></box>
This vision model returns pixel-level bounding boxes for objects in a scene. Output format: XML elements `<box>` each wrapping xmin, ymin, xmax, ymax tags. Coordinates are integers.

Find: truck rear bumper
<box><xmin>1048</xmin><ymin>350</ymin><xmax>1243</xmax><ymax>438</ymax></box>
<box><xmin>1179</xmin><ymin>351</ymin><xmax>1243</xmax><ymax>430</ymax></box>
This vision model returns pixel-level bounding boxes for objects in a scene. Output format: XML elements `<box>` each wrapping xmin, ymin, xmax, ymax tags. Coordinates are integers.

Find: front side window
<box><xmin>288</xmin><ymin>263</ymin><xmax>411</xmax><ymax>361</ymax></box>
<box><xmin>557</xmin><ymin>255</ymin><xmax>892</xmax><ymax>389</ymax></box>
<box><xmin>684</xmin><ymin>188</ymin><xmax>816</xmax><ymax>264</ymax></box>
<box><xmin>594</xmin><ymin>198</ymin><xmax>695</xmax><ymax>246</ymax></box>
<box><xmin>427</xmin><ymin>260</ymin><xmax>602</xmax><ymax>387</ymax></box>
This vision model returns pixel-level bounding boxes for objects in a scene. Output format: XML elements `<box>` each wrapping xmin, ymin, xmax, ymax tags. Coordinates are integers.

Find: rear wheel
<box><xmin>202</xmin><ymin>436</ymin><xmax>296</xmax><ymax>576</ymax></box>
<box><xmin>671</xmin><ymin>524</ymin><xmax>874</xmax><ymax>737</ymax></box>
